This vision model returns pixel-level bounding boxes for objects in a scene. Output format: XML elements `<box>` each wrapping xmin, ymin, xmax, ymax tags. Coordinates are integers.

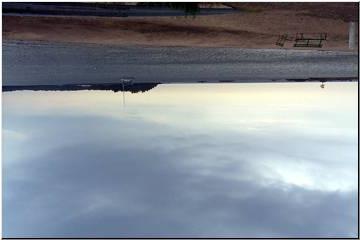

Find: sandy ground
<box><xmin>2</xmin><ymin>6</ymin><xmax>359</xmax><ymax>51</ymax></box>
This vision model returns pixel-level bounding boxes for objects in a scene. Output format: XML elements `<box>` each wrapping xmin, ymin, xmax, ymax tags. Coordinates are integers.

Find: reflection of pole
<box><xmin>122</xmin><ymin>79</ymin><xmax>125</xmax><ymax>108</ymax></box>
<box><xmin>121</xmin><ymin>78</ymin><xmax>133</xmax><ymax>108</ymax></box>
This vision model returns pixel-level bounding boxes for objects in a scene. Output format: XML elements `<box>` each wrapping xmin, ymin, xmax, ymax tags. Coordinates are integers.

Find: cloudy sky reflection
<box><xmin>2</xmin><ymin>83</ymin><xmax>358</xmax><ymax>237</ymax></box>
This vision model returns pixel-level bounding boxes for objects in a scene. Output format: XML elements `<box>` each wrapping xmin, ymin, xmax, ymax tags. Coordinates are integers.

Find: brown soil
<box><xmin>3</xmin><ymin>4</ymin><xmax>358</xmax><ymax>50</ymax></box>
<box><xmin>227</xmin><ymin>3</ymin><xmax>358</xmax><ymax>21</ymax></box>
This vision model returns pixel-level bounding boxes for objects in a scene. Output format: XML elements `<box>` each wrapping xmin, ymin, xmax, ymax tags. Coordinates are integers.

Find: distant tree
<box><xmin>167</xmin><ymin>3</ymin><xmax>200</xmax><ymax>16</ymax></box>
<box><xmin>137</xmin><ymin>2</ymin><xmax>200</xmax><ymax>16</ymax></box>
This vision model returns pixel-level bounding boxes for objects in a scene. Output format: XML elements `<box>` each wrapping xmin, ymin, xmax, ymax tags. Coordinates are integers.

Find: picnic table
<box><xmin>275</xmin><ymin>33</ymin><xmax>327</xmax><ymax>48</ymax></box>
<box><xmin>293</xmin><ymin>33</ymin><xmax>327</xmax><ymax>48</ymax></box>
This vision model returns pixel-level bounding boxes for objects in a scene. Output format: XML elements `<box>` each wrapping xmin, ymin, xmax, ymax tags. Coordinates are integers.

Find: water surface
<box><xmin>3</xmin><ymin>42</ymin><xmax>358</xmax><ymax>85</ymax></box>
<box><xmin>2</xmin><ymin>82</ymin><xmax>358</xmax><ymax>237</ymax></box>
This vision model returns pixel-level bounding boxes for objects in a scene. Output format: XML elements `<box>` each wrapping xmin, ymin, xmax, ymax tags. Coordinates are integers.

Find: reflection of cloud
<box><xmin>3</xmin><ymin>141</ymin><xmax>357</xmax><ymax>237</ymax></box>
<box><xmin>3</xmin><ymin>129</ymin><xmax>27</xmax><ymax>141</ymax></box>
<box><xmin>3</xmin><ymin>115</ymin><xmax>358</xmax><ymax>237</ymax></box>
<box><xmin>4</xmin><ymin>113</ymin><xmax>356</xmax><ymax>192</ymax></box>
<box><xmin>3</xmin><ymin>83</ymin><xmax>358</xmax><ymax>237</ymax></box>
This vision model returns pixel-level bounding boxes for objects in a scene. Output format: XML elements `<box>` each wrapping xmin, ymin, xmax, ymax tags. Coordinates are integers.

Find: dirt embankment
<box><xmin>3</xmin><ymin>4</ymin><xmax>358</xmax><ymax>50</ymax></box>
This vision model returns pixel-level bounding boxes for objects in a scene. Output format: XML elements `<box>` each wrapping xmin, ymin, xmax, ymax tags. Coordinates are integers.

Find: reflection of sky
<box><xmin>2</xmin><ymin>83</ymin><xmax>358</xmax><ymax>237</ymax></box>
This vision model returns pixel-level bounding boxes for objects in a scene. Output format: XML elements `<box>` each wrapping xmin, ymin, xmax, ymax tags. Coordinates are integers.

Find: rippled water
<box><xmin>3</xmin><ymin>42</ymin><xmax>358</xmax><ymax>85</ymax></box>
<box><xmin>2</xmin><ymin>82</ymin><xmax>358</xmax><ymax>237</ymax></box>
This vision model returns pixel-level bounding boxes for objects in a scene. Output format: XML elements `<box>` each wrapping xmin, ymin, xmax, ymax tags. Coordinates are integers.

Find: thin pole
<box><xmin>348</xmin><ymin>22</ymin><xmax>357</xmax><ymax>49</ymax></box>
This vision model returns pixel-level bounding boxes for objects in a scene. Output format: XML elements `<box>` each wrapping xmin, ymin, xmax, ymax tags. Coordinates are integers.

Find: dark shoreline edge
<box><xmin>2</xmin><ymin>82</ymin><xmax>160</xmax><ymax>93</ymax></box>
<box><xmin>2</xmin><ymin>78</ymin><xmax>358</xmax><ymax>93</ymax></box>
